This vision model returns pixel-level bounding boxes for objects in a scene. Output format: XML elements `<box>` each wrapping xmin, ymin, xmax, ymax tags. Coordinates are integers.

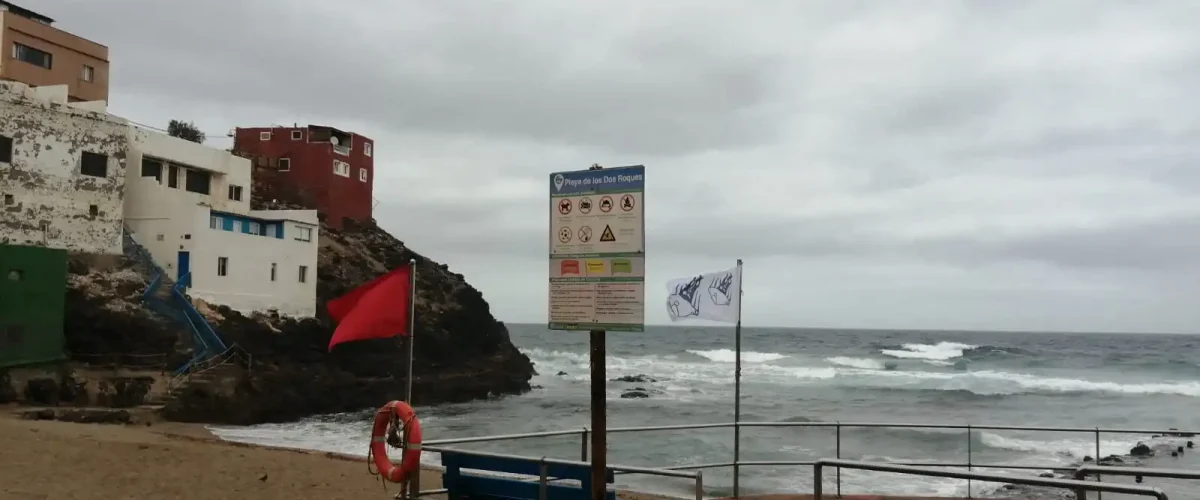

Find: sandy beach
<box><xmin>0</xmin><ymin>409</ymin><xmax>1003</xmax><ymax>500</ymax></box>
<box><xmin>0</xmin><ymin>410</ymin><xmax>444</xmax><ymax>500</ymax></box>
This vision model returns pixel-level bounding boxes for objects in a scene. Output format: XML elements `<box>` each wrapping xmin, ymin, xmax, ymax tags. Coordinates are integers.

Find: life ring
<box><xmin>369</xmin><ymin>400</ymin><xmax>422</xmax><ymax>483</ymax></box>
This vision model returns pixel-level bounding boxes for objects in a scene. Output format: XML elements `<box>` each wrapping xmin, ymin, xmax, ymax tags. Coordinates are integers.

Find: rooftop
<box><xmin>0</xmin><ymin>1</ymin><xmax>54</xmax><ymax>25</ymax></box>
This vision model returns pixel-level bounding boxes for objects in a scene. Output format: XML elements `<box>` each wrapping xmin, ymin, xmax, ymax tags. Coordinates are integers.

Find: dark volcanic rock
<box><xmin>23</xmin><ymin>378</ymin><xmax>59</xmax><ymax>405</ymax></box>
<box><xmin>620</xmin><ymin>390</ymin><xmax>650</xmax><ymax>399</ymax></box>
<box><xmin>64</xmin><ymin>198</ymin><xmax>534</xmax><ymax>425</ymax></box>
<box><xmin>612</xmin><ymin>374</ymin><xmax>656</xmax><ymax>383</ymax></box>
<box><xmin>1130</xmin><ymin>442</ymin><xmax>1153</xmax><ymax>457</ymax></box>
<box><xmin>0</xmin><ymin>371</ymin><xmax>17</xmax><ymax>403</ymax></box>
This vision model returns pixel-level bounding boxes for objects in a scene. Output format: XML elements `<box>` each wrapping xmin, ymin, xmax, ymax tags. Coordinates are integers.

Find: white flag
<box><xmin>665</xmin><ymin>266</ymin><xmax>741</xmax><ymax>324</ymax></box>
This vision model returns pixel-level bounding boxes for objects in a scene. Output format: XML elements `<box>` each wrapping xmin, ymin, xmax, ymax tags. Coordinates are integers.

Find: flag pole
<box><xmin>732</xmin><ymin>258</ymin><xmax>744</xmax><ymax>498</ymax></box>
<box><xmin>405</xmin><ymin>258</ymin><xmax>417</xmax><ymax>403</ymax></box>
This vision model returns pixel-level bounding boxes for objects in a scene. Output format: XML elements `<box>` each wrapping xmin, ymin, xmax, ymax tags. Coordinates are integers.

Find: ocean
<box><xmin>210</xmin><ymin>325</ymin><xmax>1200</xmax><ymax>499</ymax></box>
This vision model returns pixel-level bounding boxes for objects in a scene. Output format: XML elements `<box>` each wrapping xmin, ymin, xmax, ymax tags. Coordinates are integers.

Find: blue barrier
<box><xmin>442</xmin><ymin>451</ymin><xmax>615</xmax><ymax>500</ymax></box>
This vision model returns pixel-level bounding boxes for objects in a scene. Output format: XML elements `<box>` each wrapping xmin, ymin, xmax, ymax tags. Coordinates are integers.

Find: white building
<box><xmin>0</xmin><ymin>81</ymin><xmax>127</xmax><ymax>254</ymax></box>
<box><xmin>123</xmin><ymin>128</ymin><xmax>320</xmax><ymax>318</ymax></box>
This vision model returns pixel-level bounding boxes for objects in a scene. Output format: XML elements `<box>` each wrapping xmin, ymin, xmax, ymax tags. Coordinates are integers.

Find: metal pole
<box><xmin>539</xmin><ymin>460</ymin><xmax>549</xmax><ymax>500</ymax></box>
<box><xmin>590</xmin><ymin>328</ymin><xmax>607</xmax><ymax>500</ymax></box>
<box><xmin>405</xmin><ymin>258</ymin><xmax>417</xmax><ymax>403</ymax></box>
<box><xmin>581</xmin><ymin>428</ymin><xmax>589</xmax><ymax>461</ymax></box>
<box><xmin>836</xmin><ymin>423</ymin><xmax>841</xmax><ymax>497</ymax></box>
<box><xmin>1095</xmin><ymin>428</ymin><xmax>1102</xmax><ymax>500</ymax></box>
<box><xmin>967</xmin><ymin>424</ymin><xmax>972</xmax><ymax>499</ymax></box>
<box><xmin>814</xmin><ymin>463</ymin><xmax>824</xmax><ymax>500</ymax></box>
<box><xmin>733</xmin><ymin>259</ymin><xmax>744</xmax><ymax>499</ymax></box>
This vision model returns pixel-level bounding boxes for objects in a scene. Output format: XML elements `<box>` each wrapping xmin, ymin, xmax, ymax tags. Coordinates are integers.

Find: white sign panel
<box><xmin>548</xmin><ymin>165</ymin><xmax>645</xmax><ymax>331</ymax></box>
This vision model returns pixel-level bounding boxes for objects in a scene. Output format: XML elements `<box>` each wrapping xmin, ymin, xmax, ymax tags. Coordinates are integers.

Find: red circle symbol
<box><xmin>599</xmin><ymin>196</ymin><xmax>614</xmax><ymax>213</ymax></box>
<box><xmin>620</xmin><ymin>194</ymin><xmax>635</xmax><ymax>211</ymax></box>
<box><xmin>558</xmin><ymin>199</ymin><xmax>572</xmax><ymax>215</ymax></box>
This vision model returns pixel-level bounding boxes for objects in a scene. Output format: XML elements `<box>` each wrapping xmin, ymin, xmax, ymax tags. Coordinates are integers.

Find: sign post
<box><xmin>548</xmin><ymin>164</ymin><xmax>646</xmax><ymax>500</ymax></box>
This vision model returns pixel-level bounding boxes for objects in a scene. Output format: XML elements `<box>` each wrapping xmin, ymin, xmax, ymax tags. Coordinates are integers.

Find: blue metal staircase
<box><xmin>122</xmin><ymin>227</ymin><xmax>228</xmax><ymax>375</ymax></box>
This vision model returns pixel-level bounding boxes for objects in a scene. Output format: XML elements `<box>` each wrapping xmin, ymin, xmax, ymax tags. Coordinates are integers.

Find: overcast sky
<box><xmin>42</xmin><ymin>0</ymin><xmax>1200</xmax><ymax>333</ymax></box>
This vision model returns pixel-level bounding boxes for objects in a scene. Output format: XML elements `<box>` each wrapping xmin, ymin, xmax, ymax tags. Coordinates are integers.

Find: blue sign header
<box><xmin>549</xmin><ymin>165</ymin><xmax>645</xmax><ymax>196</ymax></box>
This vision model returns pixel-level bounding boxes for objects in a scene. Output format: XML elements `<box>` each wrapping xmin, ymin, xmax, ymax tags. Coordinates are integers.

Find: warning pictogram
<box><xmin>577</xmin><ymin>225</ymin><xmax>592</xmax><ymax>243</ymax></box>
<box><xmin>599</xmin><ymin>196</ymin><xmax>614</xmax><ymax>213</ymax></box>
<box><xmin>578</xmin><ymin>197</ymin><xmax>593</xmax><ymax>214</ymax></box>
<box><xmin>620</xmin><ymin>194</ymin><xmax>635</xmax><ymax>212</ymax></box>
<box><xmin>558</xmin><ymin>227</ymin><xmax>573</xmax><ymax>243</ymax></box>
<box><xmin>558</xmin><ymin>199</ymin><xmax>573</xmax><ymax>215</ymax></box>
<box><xmin>599</xmin><ymin>225</ymin><xmax>616</xmax><ymax>242</ymax></box>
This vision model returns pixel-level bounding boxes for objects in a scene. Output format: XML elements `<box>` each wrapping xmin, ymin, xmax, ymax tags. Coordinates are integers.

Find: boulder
<box><xmin>612</xmin><ymin>374</ymin><xmax>657</xmax><ymax>383</ymax></box>
<box><xmin>1130</xmin><ymin>442</ymin><xmax>1153</xmax><ymax>457</ymax></box>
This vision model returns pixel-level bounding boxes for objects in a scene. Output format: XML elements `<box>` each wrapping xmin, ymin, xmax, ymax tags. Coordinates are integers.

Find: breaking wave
<box><xmin>522</xmin><ymin>348</ymin><xmax>1200</xmax><ymax>398</ymax></box>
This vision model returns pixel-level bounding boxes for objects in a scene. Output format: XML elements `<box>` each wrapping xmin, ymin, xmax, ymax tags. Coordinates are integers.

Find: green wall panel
<box><xmin>0</xmin><ymin>244</ymin><xmax>68</xmax><ymax>368</ymax></box>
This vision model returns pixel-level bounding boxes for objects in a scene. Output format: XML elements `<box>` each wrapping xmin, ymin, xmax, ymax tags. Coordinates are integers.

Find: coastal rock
<box><xmin>0</xmin><ymin>371</ymin><xmax>17</xmax><ymax>403</ymax></box>
<box><xmin>620</xmin><ymin>390</ymin><xmax>650</xmax><ymax>399</ymax></box>
<box><xmin>23</xmin><ymin>378</ymin><xmax>60</xmax><ymax>405</ymax></box>
<box><xmin>612</xmin><ymin>374</ymin><xmax>657</xmax><ymax>383</ymax></box>
<box><xmin>61</xmin><ymin>198</ymin><xmax>535</xmax><ymax>425</ymax></box>
<box><xmin>556</xmin><ymin>371</ymin><xmax>569</xmax><ymax>376</ymax></box>
<box><xmin>1130</xmin><ymin>442</ymin><xmax>1153</xmax><ymax>457</ymax></box>
<box><xmin>883</xmin><ymin>362</ymin><xmax>898</xmax><ymax>371</ymax></box>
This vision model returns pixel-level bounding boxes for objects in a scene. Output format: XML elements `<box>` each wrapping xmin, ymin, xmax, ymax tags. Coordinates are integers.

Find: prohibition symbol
<box><xmin>558</xmin><ymin>199</ymin><xmax>573</xmax><ymax>215</ymax></box>
<box><xmin>578</xmin><ymin>225</ymin><xmax>593</xmax><ymax>243</ymax></box>
<box><xmin>620</xmin><ymin>194</ymin><xmax>635</xmax><ymax>212</ymax></box>
<box><xmin>599</xmin><ymin>225</ymin><xmax>616</xmax><ymax>242</ymax></box>
<box><xmin>578</xmin><ymin>197</ymin><xmax>593</xmax><ymax>214</ymax></box>
<box><xmin>599</xmin><ymin>196</ymin><xmax>614</xmax><ymax>213</ymax></box>
<box><xmin>557</xmin><ymin>227</ymin><xmax>572</xmax><ymax>243</ymax></box>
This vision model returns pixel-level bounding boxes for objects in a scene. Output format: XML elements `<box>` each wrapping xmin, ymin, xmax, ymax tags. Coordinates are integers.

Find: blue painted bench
<box><xmin>441</xmin><ymin>451</ymin><xmax>616</xmax><ymax>500</ymax></box>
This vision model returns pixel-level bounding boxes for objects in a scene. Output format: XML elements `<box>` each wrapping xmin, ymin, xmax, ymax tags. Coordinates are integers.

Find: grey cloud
<box><xmin>52</xmin><ymin>0</ymin><xmax>787</xmax><ymax>156</ymax></box>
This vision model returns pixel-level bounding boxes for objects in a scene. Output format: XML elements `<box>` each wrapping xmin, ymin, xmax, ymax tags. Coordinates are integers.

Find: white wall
<box><xmin>187</xmin><ymin>209</ymin><xmax>319</xmax><ymax>318</ymax></box>
<box><xmin>0</xmin><ymin>81</ymin><xmax>128</xmax><ymax>254</ymax></box>
<box><xmin>124</xmin><ymin>126</ymin><xmax>252</xmax><ymax>218</ymax></box>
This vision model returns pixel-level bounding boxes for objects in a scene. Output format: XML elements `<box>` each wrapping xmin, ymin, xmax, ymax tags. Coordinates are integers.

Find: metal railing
<box><xmin>413</xmin><ymin>446</ymin><xmax>702</xmax><ymax>500</ymax></box>
<box><xmin>814</xmin><ymin>459</ymin><xmax>1168</xmax><ymax>500</ymax></box>
<box><xmin>414</xmin><ymin>421</ymin><xmax>1200</xmax><ymax>499</ymax></box>
<box><xmin>1076</xmin><ymin>465</ymin><xmax>1200</xmax><ymax>482</ymax></box>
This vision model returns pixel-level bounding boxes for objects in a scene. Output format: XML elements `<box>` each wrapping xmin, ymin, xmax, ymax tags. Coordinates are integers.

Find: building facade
<box><xmin>0</xmin><ymin>1</ymin><xmax>109</xmax><ymax>102</ymax></box>
<box><xmin>123</xmin><ymin>128</ymin><xmax>320</xmax><ymax>318</ymax></box>
<box><xmin>0</xmin><ymin>81</ymin><xmax>127</xmax><ymax>254</ymax></box>
<box><xmin>232</xmin><ymin>125</ymin><xmax>374</xmax><ymax>229</ymax></box>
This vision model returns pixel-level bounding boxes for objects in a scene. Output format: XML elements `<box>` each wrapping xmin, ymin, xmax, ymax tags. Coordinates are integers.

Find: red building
<box><xmin>232</xmin><ymin>125</ymin><xmax>374</xmax><ymax>229</ymax></box>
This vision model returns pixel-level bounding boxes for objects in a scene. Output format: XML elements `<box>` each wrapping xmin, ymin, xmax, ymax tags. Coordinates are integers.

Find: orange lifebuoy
<box><xmin>369</xmin><ymin>400</ymin><xmax>422</xmax><ymax>483</ymax></box>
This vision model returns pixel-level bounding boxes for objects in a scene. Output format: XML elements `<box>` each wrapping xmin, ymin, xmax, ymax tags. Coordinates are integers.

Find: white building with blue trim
<box><xmin>123</xmin><ymin>127</ymin><xmax>320</xmax><ymax>318</ymax></box>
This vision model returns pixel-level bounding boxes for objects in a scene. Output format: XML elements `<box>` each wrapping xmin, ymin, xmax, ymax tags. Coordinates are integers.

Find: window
<box><xmin>358</xmin><ymin>168</ymin><xmax>368</xmax><ymax>182</ymax></box>
<box><xmin>298</xmin><ymin>265</ymin><xmax>308</xmax><ymax>283</ymax></box>
<box><xmin>81</xmin><ymin>65</ymin><xmax>94</xmax><ymax>82</ymax></box>
<box><xmin>265</xmin><ymin>224</ymin><xmax>277</xmax><ymax>238</ymax></box>
<box><xmin>0</xmin><ymin>135</ymin><xmax>11</xmax><ymax>163</ymax></box>
<box><xmin>294</xmin><ymin>226</ymin><xmax>313</xmax><ymax>242</ymax></box>
<box><xmin>278</xmin><ymin>158</ymin><xmax>291</xmax><ymax>171</ymax></box>
<box><xmin>259</xmin><ymin>131</ymin><xmax>271</xmax><ymax>141</ymax></box>
<box><xmin>210</xmin><ymin>215</ymin><xmax>219</xmax><ymax>229</ymax></box>
<box><xmin>167</xmin><ymin>164</ymin><xmax>179</xmax><ymax>188</ymax></box>
<box><xmin>141</xmin><ymin>158</ymin><xmax>162</xmax><ymax>181</ymax></box>
<box><xmin>217</xmin><ymin>257</ymin><xmax>228</xmax><ymax>277</ymax></box>
<box><xmin>248</xmin><ymin>221</ymin><xmax>261</xmax><ymax>234</ymax></box>
<box><xmin>290</xmin><ymin>130</ymin><xmax>302</xmax><ymax>140</ymax></box>
<box><xmin>227</xmin><ymin>185</ymin><xmax>243</xmax><ymax>201</ymax></box>
<box><xmin>80</xmin><ymin>152</ymin><xmax>108</xmax><ymax>178</ymax></box>
<box><xmin>12</xmin><ymin>43</ymin><xmax>51</xmax><ymax>69</ymax></box>
<box><xmin>184</xmin><ymin>169</ymin><xmax>211</xmax><ymax>195</ymax></box>
<box><xmin>333</xmin><ymin>160</ymin><xmax>350</xmax><ymax>177</ymax></box>
<box><xmin>270</xmin><ymin>263</ymin><xmax>277</xmax><ymax>282</ymax></box>
<box><xmin>88</xmin><ymin>204</ymin><xmax>98</xmax><ymax>217</ymax></box>
<box><xmin>156</xmin><ymin>234</ymin><xmax>164</xmax><ymax>241</ymax></box>
<box><xmin>364</xmin><ymin>142</ymin><xmax>373</xmax><ymax>157</ymax></box>
<box><xmin>3</xmin><ymin>194</ymin><xmax>12</xmax><ymax>205</ymax></box>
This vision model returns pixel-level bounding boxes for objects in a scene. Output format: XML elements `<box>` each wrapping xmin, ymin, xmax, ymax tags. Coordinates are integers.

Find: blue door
<box><xmin>177</xmin><ymin>251</ymin><xmax>190</xmax><ymax>282</ymax></box>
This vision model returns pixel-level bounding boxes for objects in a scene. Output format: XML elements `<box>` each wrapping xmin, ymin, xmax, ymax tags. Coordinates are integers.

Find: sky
<box><xmin>40</xmin><ymin>0</ymin><xmax>1200</xmax><ymax>333</ymax></box>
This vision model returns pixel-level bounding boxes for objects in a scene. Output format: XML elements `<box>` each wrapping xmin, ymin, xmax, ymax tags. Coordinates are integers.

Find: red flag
<box><xmin>326</xmin><ymin>264</ymin><xmax>413</xmax><ymax>351</ymax></box>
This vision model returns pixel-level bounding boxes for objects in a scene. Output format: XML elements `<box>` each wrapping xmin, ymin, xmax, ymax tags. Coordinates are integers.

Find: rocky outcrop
<box><xmin>56</xmin><ymin>202</ymin><xmax>535</xmax><ymax>425</ymax></box>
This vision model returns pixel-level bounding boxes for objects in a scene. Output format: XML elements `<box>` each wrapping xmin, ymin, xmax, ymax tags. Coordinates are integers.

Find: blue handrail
<box><xmin>122</xmin><ymin>227</ymin><xmax>227</xmax><ymax>375</ymax></box>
